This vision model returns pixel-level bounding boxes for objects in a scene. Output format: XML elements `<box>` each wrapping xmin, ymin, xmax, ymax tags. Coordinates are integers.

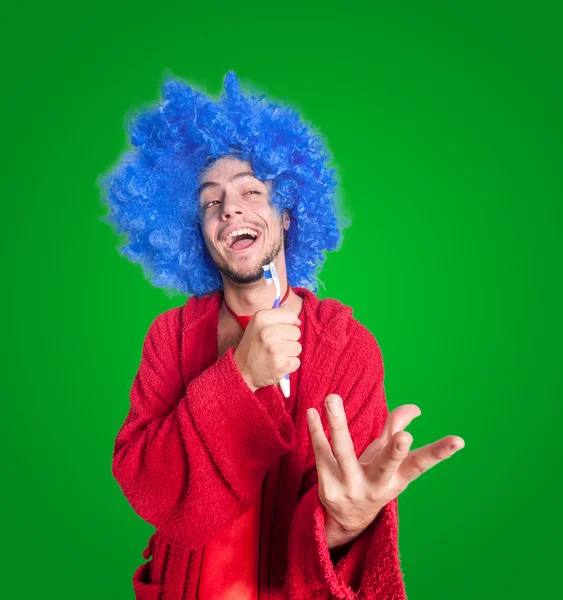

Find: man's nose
<box><xmin>221</xmin><ymin>193</ymin><xmax>245</xmax><ymax>220</ymax></box>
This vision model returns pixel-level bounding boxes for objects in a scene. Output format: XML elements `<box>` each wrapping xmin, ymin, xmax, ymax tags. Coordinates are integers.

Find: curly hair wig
<box><xmin>97</xmin><ymin>71</ymin><xmax>345</xmax><ymax>297</ymax></box>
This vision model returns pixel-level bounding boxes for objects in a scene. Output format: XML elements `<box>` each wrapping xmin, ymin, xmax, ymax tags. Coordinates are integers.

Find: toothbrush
<box><xmin>263</xmin><ymin>262</ymin><xmax>291</xmax><ymax>398</ymax></box>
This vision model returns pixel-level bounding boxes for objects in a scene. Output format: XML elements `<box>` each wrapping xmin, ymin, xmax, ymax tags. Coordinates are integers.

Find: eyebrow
<box><xmin>197</xmin><ymin>171</ymin><xmax>259</xmax><ymax>195</ymax></box>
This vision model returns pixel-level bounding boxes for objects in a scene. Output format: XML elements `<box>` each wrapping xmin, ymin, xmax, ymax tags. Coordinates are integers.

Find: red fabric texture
<box><xmin>199</xmin><ymin>306</ymin><xmax>290</xmax><ymax>600</ymax></box>
<box><xmin>198</xmin><ymin>490</ymin><xmax>261</xmax><ymax>599</ymax></box>
<box><xmin>113</xmin><ymin>287</ymin><xmax>407</xmax><ymax>599</ymax></box>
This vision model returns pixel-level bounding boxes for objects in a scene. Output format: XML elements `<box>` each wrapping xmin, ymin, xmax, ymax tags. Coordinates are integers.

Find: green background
<box><xmin>2</xmin><ymin>1</ymin><xmax>561</xmax><ymax>598</ymax></box>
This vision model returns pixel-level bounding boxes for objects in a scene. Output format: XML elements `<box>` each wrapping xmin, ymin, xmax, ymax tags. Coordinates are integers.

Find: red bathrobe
<box><xmin>112</xmin><ymin>287</ymin><xmax>408</xmax><ymax>599</ymax></box>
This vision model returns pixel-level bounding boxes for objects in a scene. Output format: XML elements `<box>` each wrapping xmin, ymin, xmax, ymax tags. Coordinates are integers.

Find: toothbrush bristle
<box><xmin>263</xmin><ymin>264</ymin><xmax>275</xmax><ymax>284</ymax></box>
<box><xmin>264</xmin><ymin>262</ymin><xmax>281</xmax><ymax>297</ymax></box>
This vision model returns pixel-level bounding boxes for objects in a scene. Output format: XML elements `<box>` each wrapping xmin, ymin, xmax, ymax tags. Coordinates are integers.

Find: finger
<box><xmin>306</xmin><ymin>408</ymin><xmax>337</xmax><ymax>475</ymax></box>
<box><xmin>324</xmin><ymin>394</ymin><xmax>360</xmax><ymax>477</ymax></box>
<box><xmin>399</xmin><ymin>436</ymin><xmax>465</xmax><ymax>484</ymax></box>
<box><xmin>358</xmin><ymin>436</ymin><xmax>383</xmax><ymax>464</ymax></box>
<box><xmin>282</xmin><ymin>356</ymin><xmax>301</xmax><ymax>375</ymax></box>
<box><xmin>360</xmin><ymin>404</ymin><xmax>421</xmax><ymax>465</ymax></box>
<box><xmin>379</xmin><ymin>404</ymin><xmax>422</xmax><ymax>445</ymax></box>
<box><xmin>279</xmin><ymin>340</ymin><xmax>302</xmax><ymax>357</ymax></box>
<box><xmin>276</xmin><ymin>324</ymin><xmax>302</xmax><ymax>341</ymax></box>
<box><xmin>256</xmin><ymin>307</ymin><xmax>301</xmax><ymax>327</ymax></box>
<box><xmin>367</xmin><ymin>430</ymin><xmax>413</xmax><ymax>487</ymax></box>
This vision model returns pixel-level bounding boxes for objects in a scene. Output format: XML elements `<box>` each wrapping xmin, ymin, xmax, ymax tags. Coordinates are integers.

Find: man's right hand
<box><xmin>233</xmin><ymin>307</ymin><xmax>302</xmax><ymax>392</ymax></box>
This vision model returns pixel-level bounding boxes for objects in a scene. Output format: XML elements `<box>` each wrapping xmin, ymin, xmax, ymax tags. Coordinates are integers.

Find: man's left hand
<box><xmin>306</xmin><ymin>394</ymin><xmax>465</xmax><ymax>547</ymax></box>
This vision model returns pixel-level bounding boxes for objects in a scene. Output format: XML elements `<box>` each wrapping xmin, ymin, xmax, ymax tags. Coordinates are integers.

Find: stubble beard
<box><xmin>217</xmin><ymin>235</ymin><xmax>283</xmax><ymax>286</ymax></box>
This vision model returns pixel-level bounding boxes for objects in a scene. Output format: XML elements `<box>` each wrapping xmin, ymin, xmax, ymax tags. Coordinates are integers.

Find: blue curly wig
<box><xmin>97</xmin><ymin>71</ymin><xmax>346</xmax><ymax>297</ymax></box>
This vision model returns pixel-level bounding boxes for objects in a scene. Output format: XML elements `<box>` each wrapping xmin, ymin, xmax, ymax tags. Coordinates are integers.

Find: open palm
<box><xmin>307</xmin><ymin>395</ymin><xmax>465</xmax><ymax>534</ymax></box>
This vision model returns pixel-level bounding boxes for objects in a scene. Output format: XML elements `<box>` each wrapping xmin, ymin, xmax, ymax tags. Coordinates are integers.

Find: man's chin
<box><xmin>215</xmin><ymin>241</ymin><xmax>281</xmax><ymax>286</ymax></box>
<box><xmin>218</xmin><ymin>264</ymin><xmax>265</xmax><ymax>286</ymax></box>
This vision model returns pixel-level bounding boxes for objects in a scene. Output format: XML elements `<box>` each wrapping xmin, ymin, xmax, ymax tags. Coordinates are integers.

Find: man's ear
<box><xmin>283</xmin><ymin>210</ymin><xmax>290</xmax><ymax>231</ymax></box>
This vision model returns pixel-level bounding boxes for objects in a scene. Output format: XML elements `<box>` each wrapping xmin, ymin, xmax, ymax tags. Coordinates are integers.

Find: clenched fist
<box><xmin>233</xmin><ymin>307</ymin><xmax>302</xmax><ymax>392</ymax></box>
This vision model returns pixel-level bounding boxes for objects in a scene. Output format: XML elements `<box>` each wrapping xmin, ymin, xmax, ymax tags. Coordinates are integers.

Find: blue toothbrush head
<box><xmin>263</xmin><ymin>263</ymin><xmax>274</xmax><ymax>285</ymax></box>
<box><xmin>263</xmin><ymin>262</ymin><xmax>281</xmax><ymax>304</ymax></box>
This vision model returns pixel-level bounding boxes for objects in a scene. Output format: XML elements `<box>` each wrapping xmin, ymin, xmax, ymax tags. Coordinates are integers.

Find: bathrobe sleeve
<box><xmin>112</xmin><ymin>308</ymin><xmax>295</xmax><ymax>549</ymax></box>
<box><xmin>284</xmin><ymin>321</ymin><xmax>408</xmax><ymax>600</ymax></box>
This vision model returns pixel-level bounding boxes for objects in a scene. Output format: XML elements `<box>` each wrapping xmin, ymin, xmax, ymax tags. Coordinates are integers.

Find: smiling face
<box><xmin>198</xmin><ymin>156</ymin><xmax>290</xmax><ymax>285</ymax></box>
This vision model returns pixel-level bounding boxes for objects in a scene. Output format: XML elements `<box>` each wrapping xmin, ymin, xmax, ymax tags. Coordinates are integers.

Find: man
<box><xmin>100</xmin><ymin>72</ymin><xmax>464</xmax><ymax>599</ymax></box>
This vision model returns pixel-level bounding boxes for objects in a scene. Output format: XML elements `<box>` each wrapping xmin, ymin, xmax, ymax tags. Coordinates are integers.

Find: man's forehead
<box><xmin>198</xmin><ymin>157</ymin><xmax>271</xmax><ymax>194</ymax></box>
<box><xmin>199</xmin><ymin>157</ymin><xmax>254</xmax><ymax>182</ymax></box>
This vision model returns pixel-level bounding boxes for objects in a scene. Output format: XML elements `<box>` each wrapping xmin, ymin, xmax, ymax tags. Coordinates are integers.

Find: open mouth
<box><xmin>223</xmin><ymin>227</ymin><xmax>261</xmax><ymax>252</ymax></box>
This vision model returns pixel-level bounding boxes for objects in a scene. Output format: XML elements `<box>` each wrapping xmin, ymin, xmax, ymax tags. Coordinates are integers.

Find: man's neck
<box><xmin>222</xmin><ymin>275</ymin><xmax>290</xmax><ymax>316</ymax></box>
<box><xmin>221</xmin><ymin>256</ymin><xmax>294</xmax><ymax>316</ymax></box>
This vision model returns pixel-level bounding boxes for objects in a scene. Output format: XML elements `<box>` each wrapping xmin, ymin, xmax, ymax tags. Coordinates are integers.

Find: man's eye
<box><xmin>203</xmin><ymin>200</ymin><xmax>220</xmax><ymax>209</ymax></box>
<box><xmin>246</xmin><ymin>190</ymin><xmax>260</xmax><ymax>195</ymax></box>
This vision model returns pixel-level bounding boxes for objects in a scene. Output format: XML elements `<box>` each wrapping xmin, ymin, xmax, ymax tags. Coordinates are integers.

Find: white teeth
<box><xmin>224</xmin><ymin>228</ymin><xmax>259</xmax><ymax>247</ymax></box>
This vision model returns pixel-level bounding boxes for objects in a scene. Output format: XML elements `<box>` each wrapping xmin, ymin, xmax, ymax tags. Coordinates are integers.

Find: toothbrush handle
<box><xmin>270</xmin><ymin>281</ymin><xmax>289</xmax><ymax>396</ymax></box>
<box><xmin>272</xmin><ymin>298</ymin><xmax>289</xmax><ymax>396</ymax></box>
<box><xmin>279</xmin><ymin>376</ymin><xmax>290</xmax><ymax>398</ymax></box>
